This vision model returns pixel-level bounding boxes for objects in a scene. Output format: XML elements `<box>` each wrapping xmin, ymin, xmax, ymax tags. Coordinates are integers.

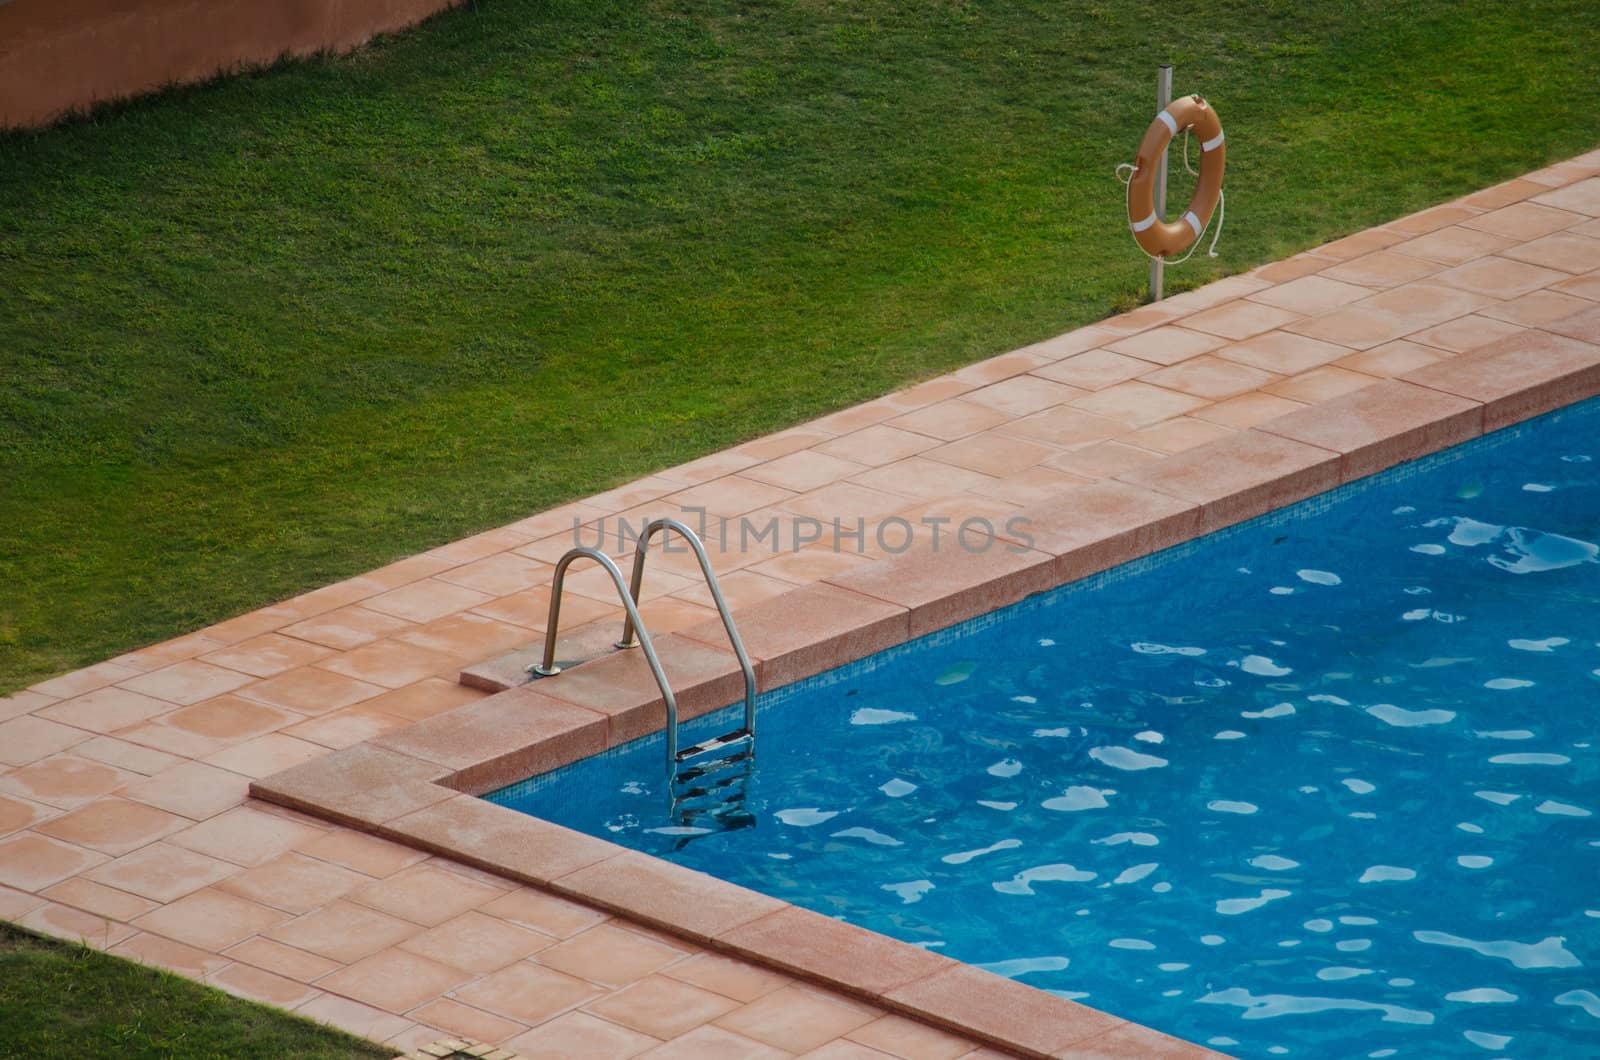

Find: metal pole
<box><xmin>1151</xmin><ymin>64</ymin><xmax>1173</xmax><ymax>302</ymax></box>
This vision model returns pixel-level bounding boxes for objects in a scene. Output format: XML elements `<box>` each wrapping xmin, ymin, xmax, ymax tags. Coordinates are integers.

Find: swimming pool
<box><xmin>489</xmin><ymin>397</ymin><xmax>1600</xmax><ymax>1058</ymax></box>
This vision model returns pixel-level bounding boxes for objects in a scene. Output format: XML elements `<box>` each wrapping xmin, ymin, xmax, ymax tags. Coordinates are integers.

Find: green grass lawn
<box><xmin>2</xmin><ymin>0</ymin><xmax>1597</xmax><ymax>692</ymax></box>
<box><xmin>0</xmin><ymin>923</ymin><xmax>390</xmax><ymax>1058</ymax></box>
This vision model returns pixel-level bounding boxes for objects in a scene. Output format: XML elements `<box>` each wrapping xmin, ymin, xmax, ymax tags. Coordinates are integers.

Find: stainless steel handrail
<box><xmin>618</xmin><ymin>518</ymin><xmax>757</xmax><ymax>737</ymax></box>
<box><xmin>527</xmin><ymin>547</ymin><xmax>683</xmax><ymax>781</ymax></box>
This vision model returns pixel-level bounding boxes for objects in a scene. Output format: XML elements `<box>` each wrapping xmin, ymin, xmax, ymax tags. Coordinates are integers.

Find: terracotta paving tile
<box><xmin>1188</xmin><ymin>391</ymin><xmax>1310</xmax><ymax>430</ymax></box>
<box><xmin>317</xmin><ymin>947</ymin><xmax>474</xmax><ymax>1014</ymax></box>
<box><xmin>0</xmin><ymin>690</ymin><xmax>56</xmax><ymax>723</ymax></box>
<box><xmin>1334</xmin><ymin>340</ymin><xmax>1451</xmax><ymax>378</ymax></box>
<box><xmin>1026</xmin><ymin>323</ymin><xmax>1124</xmax><ymax>358</ymax></box>
<box><xmin>0</xmin><ymin>793</ymin><xmax>53</xmax><ymax>838</ymax></box>
<box><xmin>1429</xmin><ymin>256</ymin><xmax>1567</xmax><ymax>299</ymax></box>
<box><xmin>1460</xmin><ymin>201</ymin><xmax>1586</xmax><ymax>239</ymax></box>
<box><xmin>401</xmin><ymin>611</ymin><xmax>537</xmax><ymax>667</ymax></box>
<box><xmin>1320</xmin><ymin>249</ymin><xmax>1443</xmax><ymax>288</ymax></box>
<box><xmin>880</xmin><ymin>377</ymin><xmax>977</xmax><ymax>411</ymax></box>
<box><xmin>1553</xmin><ymin>272</ymin><xmax>1600</xmax><ymax>301</ymax></box>
<box><xmin>1404</xmin><ymin>313</ymin><xmax>1528</xmax><ymax>353</ymax></box>
<box><xmin>812</xmin><ymin>424</ymin><xmax>941</xmax><ymax>469</ymax></box>
<box><xmin>234</xmin><ymin>666</ymin><xmax>387</xmax><ymax>715</ymax></box>
<box><xmin>667</xmin><ymin>572</ymin><xmax>797</xmax><ymax>621</ymax></box>
<box><xmin>742</xmin><ymin>546</ymin><xmax>867</xmax><ymax>587</ymax></box>
<box><xmin>1063</xmin><ymin>1021</ymin><xmax>1218</xmax><ymax>1058</ymax></box>
<box><xmin>1501</xmin><ymin>231</ymin><xmax>1600</xmax><ymax>274</ymax></box>
<box><xmin>1179</xmin><ymin>300</ymin><xmax>1301</xmax><ymax>340</ymax></box>
<box><xmin>1526</xmin><ymin>161</ymin><xmax>1600</xmax><ymax>188</ymax></box>
<box><xmin>224</xmin><ymin>935</ymin><xmax>343</xmax><ymax>981</ymax></box>
<box><xmin>995</xmin><ymin>405</ymin><xmax>1123</xmax><ymax>448</ymax></box>
<box><xmin>41</xmin><ymin>876</ymin><xmax>158</xmax><ymax>921</ymax></box>
<box><xmin>637</xmin><ymin>1024</ymin><xmax>790</xmax><ymax>1060</ymax></box>
<box><xmin>961</xmin><ymin>375</ymin><xmax>1082</xmax><ymax>417</ymax></box>
<box><xmin>1042</xmin><ymin>440</ymin><xmax>1163</xmax><ymax>479</ymax></box>
<box><xmin>71</xmin><ymin>736</ymin><xmax>183</xmax><ymax>777</ymax></box>
<box><xmin>267</xmin><ymin>898</ymin><xmax>423</xmax><ymax>963</ymax></box>
<box><xmin>201</xmin><ymin>605</ymin><xmax>304</xmax><ymax>646</ymax></box>
<box><xmin>720</xmin><ymin>906</ymin><xmax>950</xmax><ymax>998</ymax></box>
<box><xmin>588</xmin><ymin>974</ymin><xmax>742</xmax><ymax>1040</ymax></box>
<box><xmin>454</xmin><ymin>959</ymin><xmax>603</xmax><ymax>1024</ymax></box>
<box><xmin>158</xmin><ymin>694</ymin><xmax>296</xmax><ymax>744</ymax></box>
<box><xmin>951</xmin><ymin>349</ymin><xmax>1051</xmax><ymax>385</ymax></box>
<box><xmin>295</xmin><ymin>993</ymin><xmax>414</xmax><ymax>1042</ymax></box>
<box><xmin>20</xmin><ymin>901</ymin><xmax>136</xmax><ymax>949</ymax></box>
<box><xmin>0</xmin><ymin>882</ymin><xmax>47</xmax><ymax>920</ymax></box>
<box><xmin>473</xmin><ymin>585</ymin><xmax>612</xmax><ymax>633</ymax></box>
<box><xmin>848</xmin><ymin>457</ymin><xmax>998</xmax><ymax>501</ymax></box>
<box><xmin>968</xmin><ymin>465</ymin><xmax>1091</xmax><ymax>507</ymax></box>
<box><xmin>295</xmin><ymin>827</ymin><xmax>429</xmax><ymax>879</ymax></box>
<box><xmin>0</xmin><ymin>831</ymin><xmax>110</xmax><ymax>891</ymax></box>
<box><xmin>1480</xmin><ymin>289</ymin><xmax>1596</xmax><ymax>326</ymax></box>
<box><xmin>664</xmin><ymin>475</ymin><xmax>798</xmax><ymax>520</ymax></box>
<box><xmin>0</xmin><ymin>715</ymin><xmax>91</xmax><ymax>766</ymax></box>
<box><xmin>847</xmin><ymin>1014</ymin><xmax>974</xmax><ymax>1059</ymax></box>
<box><xmin>131</xmin><ymin>885</ymin><xmax>289</xmax><ymax>950</ymax></box>
<box><xmin>1386</xmin><ymin>203</ymin><xmax>1480</xmax><ymax>235</ymax></box>
<box><xmin>281</xmin><ymin>703</ymin><xmax>415</xmax><ymax>751</ymax></box>
<box><xmin>396</xmin><ymin>908</ymin><xmax>554</xmax><ymax>974</ymax></box>
<box><xmin>36</xmin><ymin>686</ymin><xmax>174</xmax><ymax>734</ymax></box>
<box><xmin>1028</xmin><ymin>348</ymin><xmax>1149</xmax><ymax>391</ymax></box>
<box><xmin>407</xmin><ymin>998</ymin><xmax>528</xmax><ymax>1044</ymax></box>
<box><xmin>740</xmin><ymin>450</ymin><xmax>870</xmax><ymax>494</ymax></box>
<box><xmin>202</xmin><ymin>733</ymin><xmax>325</xmax><ymax>778</ymax></box>
<box><xmin>923</xmin><ymin>432</ymin><xmax>1055</xmax><ymax>477</ymax></box>
<box><xmin>714</xmin><ymin>984</ymin><xmax>880</xmax><ymax>1053</ymax></box>
<box><xmin>1544</xmin><ymin>304</ymin><xmax>1600</xmax><ymax>345</ymax></box>
<box><xmin>199</xmin><ymin>633</ymin><xmax>334</xmax><ymax>678</ymax></box>
<box><xmin>35</xmin><ymin>797</ymin><xmax>189</xmax><ymax>856</ymax></box>
<box><xmin>30</xmin><ymin>661</ymin><xmax>142</xmax><ymax>700</ymax></box>
<box><xmin>556</xmin><ymin>849</ymin><xmax>783</xmax><ymax>945</ymax></box>
<box><xmin>1531</xmin><ymin>176</ymin><xmax>1600</xmax><ymax>214</ymax></box>
<box><xmin>776</xmin><ymin>482</ymin><xmax>911</xmax><ymax>529</ymax></box>
<box><xmin>275</xmin><ymin>576</ymin><xmax>390</xmax><ymax>619</ymax></box>
<box><xmin>85</xmin><ymin>840</ymin><xmax>238</xmax><ymax>902</ymax></box>
<box><xmin>1067</xmin><ymin>381</ymin><xmax>1207</xmax><ymax>428</ymax></box>
<box><xmin>1460</xmin><ymin>178</ymin><xmax>1546</xmax><ymax>210</ymax></box>
<box><xmin>736</xmin><ymin>429</ymin><xmax>835</xmax><ymax>461</ymax></box>
<box><xmin>537</xmin><ymin>922</ymin><xmax>693</xmax><ymax>987</ymax></box>
<box><xmin>118</xmin><ymin>660</ymin><xmax>255</xmax><ymax>705</ymax></box>
<box><xmin>362</xmin><ymin>578</ymin><xmax>494</xmax><ymax>625</ymax></box>
<box><xmin>807</xmin><ymin>401</ymin><xmax>900</xmax><ymax>434</ymax></box>
<box><xmin>505</xmin><ymin>1010</ymin><xmax>659</xmax><ymax>1058</ymax></box>
<box><xmin>1247</xmin><ymin>275</ymin><xmax>1371</xmax><ymax>315</ymax></box>
<box><xmin>885</xmin><ymin>966</ymin><xmax>1121</xmax><ymax>1057</ymax></box>
<box><xmin>122</xmin><ymin>760</ymin><xmax>251</xmax><ymax>819</ymax></box>
<box><xmin>825</xmin><ymin>538</ymin><xmax>1054</xmax><ymax>640</ymax></box>
<box><xmin>1404</xmin><ymin>328</ymin><xmax>1600</xmax><ymax>429</ymax></box>
<box><xmin>1352</xmin><ymin>280</ymin><xmax>1497</xmax><ymax>328</ymax></box>
<box><xmin>108</xmin><ymin>931</ymin><xmax>229</xmax><ymax>978</ymax></box>
<box><xmin>801</xmin><ymin>1041</ymin><xmax>898</xmax><ymax>1059</ymax></box>
<box><xmin>664</xmin><ymin>952</ymin><xmax>791</xmax><ymax>1003</ymax></box>
<box><xmin>1210</xmin><ymin>330</ymin><xmax>1350</xmax><ymax>375</ymax></box>
<box><xmin>216</xmin><ymin>850</ymin><xmax>369</xmax><ymax>913</ymax></box>
<box><xmin>1117</xmin><ymin>430</ymin><xmax>1340</xmax><ymax>533</ymax></box>
<box><xmin>481</xmin><ymin>887</ymin><xmax>608</xmax><ymax>939</ymax></box>
<box><xmin>111</xmin><ymin>633</ymin><xmax>229</xmax><ymax>675</ymax></box>
<box><xmin>1250</xmin><ymin>253</ymin><xmax>1330</xmax><ymax>283</ymax></box>
<box><xmin>1125</xmin><ymin>416</ymin><xmax>1236</xmax><ymax>454</ymax></box>
<box><xmin>358</xmin><ymin>554</ymin><xmax>461</xmax><ymax>594</ymax></box>
<box><xmin>280</xmin><ymin>606</ymin><xmax>416</xmax><ymax>651</ymax></box>
<box><xmin>0</xmin><ymin>754</ymin><xmax>139</xmax><ymax>809</ymax></box>
<box><xmin>1008</xmin><ymin>480</ymin><xmax>1199</xmax><ymax>586</ymax></box>
<box><xmin>885</xmin><ymin>397</ymin><xmax>1013</xmax><ymax>443</ymax></box>
<box><xmin>1104</xmin><ymin>325</ymin><xmax>1225</xmax><ymax>365</ymax></box>
<box><xmin>1263</xmin><ymin>365</ymin><xmax>1382</xmax><ymax>404</ymax></box>
<box><xmin>350</xmin><ymin>861</ymin><xmax>506</xmax><ymax>927</ymax></box>
<box><xmin>166</xmin><ymin>804</ymin><xmax>326</xmax><ymax>869</ymax></box>
<box><xmin>434</xmin><ymin>552</ymin><xmax>553</xmax><ymax>597</ymax></box>
<box><xmin>1141</xmin><ymin>355</ymin><xmax>1276</xmax><ymax>399</ymax></box>
<box><xmin>315</xmin><ymin>638</ymin><xmax>461</xmax><ymax>689</ymax></box>
<box><xmin>206</xmin><ymin>961</ymin><xmax>321</xmax><ymax>1009</ymax></box>
<box><xmin>1391</xmin><ymin>225</ymin><xmax>1515</xmax><ymax>266</ymax></box>
<box><xmin>1094</xmin><ymin>299</ymin><xmax>1190</xmax><ymax>335</ymax></box>
<box><xmin>1257</xmin><ymin>378</ymin><xmax>1482</xmax><ymax>481</ymax></box>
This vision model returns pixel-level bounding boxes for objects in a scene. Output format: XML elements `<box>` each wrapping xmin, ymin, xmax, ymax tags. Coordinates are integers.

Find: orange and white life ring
<box><xmin>1125</xmin><ymin>94</ymin><xmax>1225</xmax><ymax>258</ymax></box>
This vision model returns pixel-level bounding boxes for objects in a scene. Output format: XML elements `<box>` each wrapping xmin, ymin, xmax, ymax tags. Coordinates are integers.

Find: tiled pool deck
<box><xmin>4</xmin><ymin>151</ymin><xmax>1600</xmax><ymax>1059</ymax></box>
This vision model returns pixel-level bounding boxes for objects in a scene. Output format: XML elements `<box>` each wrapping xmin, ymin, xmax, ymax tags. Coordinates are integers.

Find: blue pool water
<box><xmin>491</xmin><ymin>398</ymin><xmax>1600</xmax><ymax>1058</ymax></box>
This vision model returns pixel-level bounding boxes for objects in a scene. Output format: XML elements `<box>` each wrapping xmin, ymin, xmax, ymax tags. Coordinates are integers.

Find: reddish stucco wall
<box><xmin>0</xmin><ymin>0</ymin><xmax>466</xmax><ymax>130</ymax></box>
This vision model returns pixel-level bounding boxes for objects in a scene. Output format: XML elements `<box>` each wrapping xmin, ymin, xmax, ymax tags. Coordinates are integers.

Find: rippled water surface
<box><xmin>491</xmin><ymin>398</ymin><xmax>1600</xmax><ymax>1058</ymax></box>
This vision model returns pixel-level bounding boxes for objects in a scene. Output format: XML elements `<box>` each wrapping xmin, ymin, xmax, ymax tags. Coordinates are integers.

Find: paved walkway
<box><xmin>2</xmin><ymin>150</ymin><xmax>1599</xmax><ymax>1059</ymax></box>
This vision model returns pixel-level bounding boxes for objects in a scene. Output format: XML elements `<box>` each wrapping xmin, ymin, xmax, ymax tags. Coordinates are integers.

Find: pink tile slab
<box><xmin>0</xmin><ymin>715</ymin><xmax>93</xmax><ymax>766</ymax></box>
<box><xmin>1500</xmin><ymin>231</ymin><xmax>1600</xmax><ymax>274</ymax></box>
<box><xmin>1390</xmin><ymin>225</ymin><xmax>1515</xmax><ymax>265</ymax></box>
<box><xmin>1320</xmin><ymin>250</ymin><xmax>1443</xmax><ymax>288</ymax></box>
<box><xmin>1404</xmin><ymin>314</ymin><xmax>1528</xmax><ymax>354</ymax></box>
<box><xmin>1124</xmin><ymin>417</ymin><xmax>1235</xmax><ymax>454</ymax></box>
<box><xmin>736</xmin><ymin>429</ymin><xmax>834</xmax><ymax>462</ymax></box>
<box><xmin>199</xmin><ymin>633</ymin><xmax>334</xmax><ymax>678</ymax></box>
<box><xmin>1256</xmin><ymin>379</ymin><xmax>1483</xmax><ymax>481</ymax></box>
<box><xmin>968</xmin><ymin>466</ymin><xmax>1093</xmax><ymax>507</ymax></box>
<box><xmin>1141</xmin><ymin>355</ymin><xmax>1277</xmax><ymax>400</ymax></box>
<box><xmin>1189</xmin><ymin>392</ymin><xmax>1309</xmax><ymax>429</ymax></box>
<box><xmin>250</xmin><ymin>744</ymin><xmax>453</xmax><ymax>830</ymax></box>
<box><xmin>885</xmin><ymin>399</ymin><xmax>1010</xmax><ymax>442</ymax></box>
<box><xmin>0</xmin><ymin>831</ymin><xmax>110</xmax><ymax>891</ymax></box>
<box><xmin>363</xmin><ymin>579</ymin><xmax>494</xmax><ymax>624</ymax></box>
<box><xmin>1105</xmin><ymin>326</ymin><xmax>1226</xmax><ymax>366</ymax></box>
<box><xmin>1402</xmin><ymin>328</ymin><xmax>1600</xmax><ymax>430</ymax></box>
<box><xmin>315</xmin><ymin>638</ymin><xmax>461</xmax><ymax>689</ymax></box>
<box><xmin>20</xmin><ymin>901</ymin><xmax>137</xmax><ymax>950</ymax></box>
<box><xmin>1250</xmin><ymin>254</ymin><xmax>1332</xmax><ymax>284</ymax></box>
<box><xmin>118</xmin><ymin>660</ymin><xmax>255</xmax><ymax>705</ymax></box>
<box><xmin>112</xmin><ymin>634</ymin><xmax>229</xmax><ymax>675</ymax></box>
<box><xmin>0</xmin><ymin>793</ymin><xmax>55</xmax><ymax>838</ymax></box>
<box><xmin>435</xmin><ymin>552</ymin><xmax>554</xmax><ymax>596</ymax></box>
<box><xmin>666</xmin><ymin>476</ymin><xmax>798</xmax><ymax>519</ymax></box>
<box><xmin>996</xmin><ymin>405</ymin><xmax>1124</xmax><ymax>448</ymax></box>
<box><xmin>399</xmin><ymin>908</ymin><xmax>554</xmax><ymax>974</ymax></box>
<box><xmin>537</xmin><ymin>920</ymin><xmax>694</xmax><ymax>988</ymax></box>
<box><xmin>719</xmin><ymin>906</ymin><xmax>950</xmax><ymax>998</ymax></box>
<box><xmin>1029</xmin><ymin>349</ymin><xmax>1151</xmax><ymax>391</ymax></box>
<box><xmin>1460</xmin><ymin>201</ymin><xmax>1586</xmax><ymax>239</ymax></box>
<box><xmin>30</xmin><ymin>661</ymin><xmax>142</xmax><ymax>700</ymax></box>
<box><xmin>812</xmin><ymin>424</ymin><xmax>941</xmax><ymax>468</ymax></box>
<box><xmin>1428</xmin><ymin>256</ymin><xmax>1567</xmax><ymax>299</ymax></box>
<box><xmin>1543</xmin><ymin>303</ymin><xmax>1600</xmax><ymax>345</ymax></box>
<box><xmin>588</xmin><ymin>974</ymin><xmax>741</xmax><ymax>1040</ymax></box>
<box><xmin>1042</xmin><ymin>440</ymin><xmax>1164</xmax><ymax>479</ymax></box>
<box><xmin>1009</xmin><ymin>480</ymin><xmax>1199</xmax><ymax>584</ymax></box>
<box><xmin>924</xmin><ymin>432</ymin><xmax>1055</xmax><ymax>477</ymax></box>
<box><xmin>318</xmin><ymin>947</ymin><xmax>474</xmax><ymax>1014</ymax></box>
<box><xmin>1386</xmin><ymin>203</ymin><xmax>1481</xmax><ymax>235</ymax></box>
<box><xmin>131</xmin><ymin>886</ymin><xmax>290</xmax><ymax>951</ymax></box>
<box><xmin>36</xmin><ymin>686</ymin><xmax>174</xmax><ymax>735</ymax></box>
<box><xmin>279</xmin><ymin>606</ymin><xmax>416</xmax><ymax>651</ymax></box>
<box><xmin>1263</xmin><ymin>366</ymin><xmax>1383</xmax><ymax>404</ymax></box>
<box><xmin>83</xmin><ymin>840</ymin><xmax>235</xmax><ymax>902</ymax></box>
<box><xmin>217</xmin><ymin>850</ymin><xmax>370</xmax><ymax>913</ymax></box>
<box><xmin>1531</xmin><ymin>176</ymin><xmax>1600</xmax><ymax>215</ymax></box>
<box><xmin>823</xmin><ymin>539</ymin><xmax>1056</xmax><ymax>638</ymax></box>
<box><xmin>0</xmin><ymin>754</ymin><xmax>141</xmax><ymax>810</ymax></box>
<box><xmin>1117</xmin><ymin>430</ymin><xmax>1340</xmax><ymax>533</ymax></box>
<box><xmin>35</xmin><ymin>797</ymin><xmax>190</xmax><ymax>856</ymax></box>
<box><xmin>1479</xmin><ymin>289</ymin><xmax>1596</xmax><ymax>327</ymax></box>
<box><xmin>385</xmin><ymin>796</ymin><xmax>616</xmax><ymax>885</ymax></box>
<box><xmin>1212</xmin><ymin>331</ymin><xmax>1350</xmax><ymax>375</ymax></box>
<box><xmin>1067</xmin><ymin>382</ymin><xmax>1208</xmax><ymax>429</ymax></box>
<box><xmin>506</xmin><ymin>1010</ymin><xmax>659</xmax><ymax>1058</ymax></box>
<box><xmin>1247</xmin><ymin>275</ymin><xmax>1371</xmax><ymax>315</ymax></box>
<box><xmin>1333</xmin><ymin>341</ymin><xmax>1451</xmax><ymax>379</ymax></box>
<box><xmin>1178</xmin><ymin>300</ymin><xmax>1301</xmax><ymax>341</ymax></box>
<box><xmin>167</xmin><ymin>804</ymin><xmax>326</xmax><ymax>868</ymax></box>
<box><xmin>961</xmin><ymin>376</ymin><xmax>1083</xmax><ymax>417</ymax></box>
<box><xmin>202</xmin><ymin>734</ymin><xmax>326</xmax><ymax>779</ymax></box>
<box><xmin>41</xmin><ymin>876</ymin><xmax>159</xmax><ymax>922</ymax></box>
<box><xmin>1459</xmin><ymin>178</ymin><xmax>1547</xmax><ymax>210</ymax></box>
<box><xmin>885</xmin><ymin>966</ymin><xmax>1123</xmax><ymax>1057</ymax></box>
<box><xmin>452</xmin><ymin>959</ymin><xmax>602</xmax><ymax>1025</ymax></box>
<box><xmin>741</xmin><ymin>451</ymin><xmax>870</xmax><ymax>493</ymax></box>
<box><xmin>234</xmin><ymin>667</ymin><xmax>385</xmax><ymax>715</ymax></box>
<box><xmin>848</xmin><ymin>457</ymin><xmax>998</xmax><ymax>501</ymax></box>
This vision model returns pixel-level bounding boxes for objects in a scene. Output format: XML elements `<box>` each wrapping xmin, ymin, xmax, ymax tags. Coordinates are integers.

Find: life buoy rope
<box><xmin>1117</xmin><ymin>94</ymin><xmax>1226</xmax><ymax>261</ymax></box>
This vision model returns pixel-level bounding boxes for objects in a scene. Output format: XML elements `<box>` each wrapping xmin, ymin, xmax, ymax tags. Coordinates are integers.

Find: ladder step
<box><xmin>675</xmin><ymin>728</ymin><xmax>753</xmax><ymax>765</ymax></box>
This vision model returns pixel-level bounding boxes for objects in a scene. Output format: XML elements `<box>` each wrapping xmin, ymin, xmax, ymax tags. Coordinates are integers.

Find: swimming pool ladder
<box><xmin>528</xmin><ymin>518</ymin><xmax>758</xmax><ymax>820</ymax></box>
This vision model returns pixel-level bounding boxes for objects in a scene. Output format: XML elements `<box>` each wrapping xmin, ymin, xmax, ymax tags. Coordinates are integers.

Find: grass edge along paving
<box><xmin>3</xmin><ymin>0</ymin><xmax>1599</xmax><ymax>692</ymax></box>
